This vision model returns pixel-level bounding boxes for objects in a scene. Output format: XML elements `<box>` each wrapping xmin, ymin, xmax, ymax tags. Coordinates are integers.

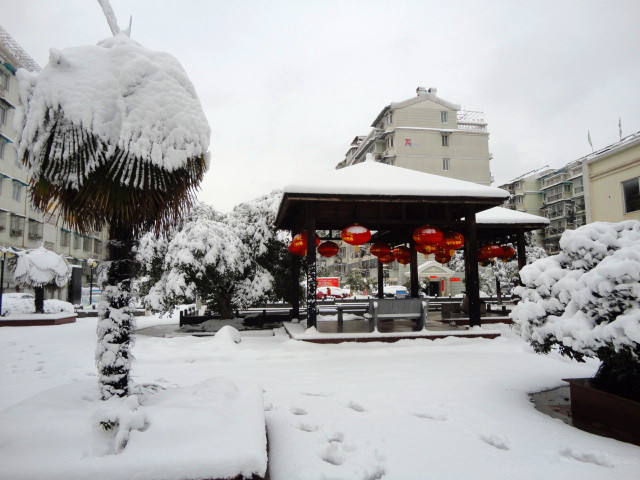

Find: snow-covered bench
<box><xmin>363</xmin><ymin>298</ymin><xmax>428</xmax><ymax>332</ymax></box>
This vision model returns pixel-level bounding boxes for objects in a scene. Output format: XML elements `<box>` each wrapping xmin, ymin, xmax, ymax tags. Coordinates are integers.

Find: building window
<box><xmin>28</xmin><ymin>219</ymin><xmax>43</xmax><ymax>240</ymax></box>
<box><xmin>73</xmin><ymin>234</ymin><xmax>82</xmax><ymax>249</ymax></box>
<box><xmin>386</xmin><ymin>136</ymin><xmax>394</xmax><ymax>149</ymax></box>
<box><xmin>0</xmin><ymin>105</ymin><xmax>6</xmax><ymax>125</ymax></box>
<box><xmin>442</xmin><ymin>158</ymin><xmax>450</xmax><ymax>171</ymax></box>
<box><xmin>441</xmin><ymin>134</ymin><xmax>449</xmax><ymax>147</ymax></box>
<box><xmin>60</xmin><ymin>230</ymin><xmax>71</xmax><ymax>247</ymax></box>
<box><xmin>83</xmin><ymin>237</ymin><xmax>92</xmax><ymax>252</ymax></box>
<box><xmin>11</xmin><ymin>181</ymin><xmax>21</xmax><ymax>202</ymax></box>
<box><xmin>0</xmin><ymin>71</ymin><xmax>8</xmax><ymax>90</ymax></box>
<box><xmin>387</xmin><ymin>113</ymin><xmax>393</xmax><ymax>125</ymax></box>
<box><xmin>94</xmin><ymin>239</ymin><xmax>102</xmax><ymax>255</ymax></box>
<box><xmin>9</xmin><ymin>214</ymin><xmax>24</xmax><ymax>237</ymax></box>
<box><xmin>441</xmin><ymin>111</ymin><xmax>448</xmax><ymax>123</ymax></box>
<box><xmin>622</xmin><ymin>177</ymin><xmax>640</xmax><ymax>213</ymax></box>
<box><xmin>0</xmin><ymin>140</ymin><xmax>4</xmax><ymax>159</ymax></box>
<box><xmin>0</xmin><ymin>210</ymin><xmax>6</xmax><ymax>231</ymax></box>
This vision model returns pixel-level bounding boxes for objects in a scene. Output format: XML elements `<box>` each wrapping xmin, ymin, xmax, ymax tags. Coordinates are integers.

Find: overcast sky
<box><xmin>3</xmin><ymin>0</ymin><xmax>640</xmax><ymax>211</ymax></box>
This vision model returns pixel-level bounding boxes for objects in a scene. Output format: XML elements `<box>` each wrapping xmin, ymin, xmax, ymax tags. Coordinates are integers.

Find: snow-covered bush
<box><xmin>137</xmin><ymin>192</ymin><xmax>291</xmax><ymax>318</ymax></box>
<box><xmin>512</xmin><ymin>221</ymin><xmax>640</xmax><ymax>401</ymax></box>
<box><xmin>1</xmin><ymin>297</ymin><xmax>74</xmax><ymax>316</ymax></box>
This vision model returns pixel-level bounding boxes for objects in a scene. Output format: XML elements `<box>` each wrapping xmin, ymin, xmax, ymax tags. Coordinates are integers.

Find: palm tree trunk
<box><xmin>96</xmin><ymin>219</ymin><xmax>136</xmax><ymax>399</ymax></box>
<box><xmin>34</xmin><ymin>286</ymin><xmax>45</xmax><ymax>313</ymax></box>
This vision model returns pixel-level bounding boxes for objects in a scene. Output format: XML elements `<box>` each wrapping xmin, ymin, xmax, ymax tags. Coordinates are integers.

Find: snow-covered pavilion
<box><xmin>275</xmin><ymin>162</ymin><xmax>548</xmax><ymax>329</ymax></box>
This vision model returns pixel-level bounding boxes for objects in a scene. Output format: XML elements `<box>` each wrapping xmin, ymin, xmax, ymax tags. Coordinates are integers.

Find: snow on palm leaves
<box><xmin>15</xmin><ymin>33</ymin><xmax>209</xmax><ymax>234</ymax></box>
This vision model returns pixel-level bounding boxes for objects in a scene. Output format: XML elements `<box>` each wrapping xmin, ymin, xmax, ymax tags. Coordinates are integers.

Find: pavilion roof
<box><xmin>276</xmin><ymin>162</ymin><xmax>509</xmax><ymax>231</ymax></box>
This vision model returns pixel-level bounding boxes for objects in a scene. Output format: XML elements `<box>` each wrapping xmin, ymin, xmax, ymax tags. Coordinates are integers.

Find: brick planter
<box><xmin>564</xmin><ymin>378</ymin><xmax>640</xmax><ymax>446</ymax></box>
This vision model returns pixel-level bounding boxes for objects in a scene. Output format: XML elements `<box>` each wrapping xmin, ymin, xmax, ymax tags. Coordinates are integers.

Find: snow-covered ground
<box><xmin>1</xmin><ymin>315</ymin><xmax>639</xmax><ymax>480</ymax></box>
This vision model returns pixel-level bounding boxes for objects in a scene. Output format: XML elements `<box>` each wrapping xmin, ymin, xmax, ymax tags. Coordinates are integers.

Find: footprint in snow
<box><xmin>327</xmin><ymin>431</ymin><xmax>345</xmax><ymax>443</ymax></box>
<box><xmin>413</xmin><ymin>411</ymin><xmax>448</xmax><ymax>421</ymax></box>
<box><xmin>560</xmin><ymin>447</ymin><xmax>615</xmax><ymax>467</ymax></box>
<box><xmin>290</xmin><ymin>406</ymin><xmax>308</xmax><ymax>415</ymax></box>
<box><xmin>347</xmin><ymin>401</ymin><xmax>366</xmax><ymax>412</ymax></box>
<box><xmin>263</xmin><ymin>402</ymin><xmax>273</xmax><ymax>412</ymax></box>
<box><xmin>301</xmin><ymin>391</ymin><xmax>332</xmax><ymax>397</ymax></box>
<box><xmin>480</xmin><ymin>434</ymin><xmax>510</xmax><ymax>451</ymax></box>
<box><xmin>297</xmin><ymin>422</ymin><xmax>318</xmax><ymax>432</ymax></box>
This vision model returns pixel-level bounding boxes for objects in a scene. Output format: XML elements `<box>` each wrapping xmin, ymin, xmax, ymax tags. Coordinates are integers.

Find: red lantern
<box><xmin>498</xmin><ymin>245</ymin><xmax>515</xmax><ymax>261</ymax></box>
<box><xmin>415</xmin><ymin>244</ymin><xmax>437</xmax><ymax>255</ymax></box>
<box><xmin>413</xmin><ymin>225</ymin><xmax>443</xmax><ymax>245</ymax></box>
<box><xmin>434</xmin><ymin>252</ymin><xmax>451</xmax><ymax>264</ymax></box>
<box><xmin>442</xmin><ymin>231</ymin><xmax>465</xmax><ymax>250</ymax></box>
<box><xmin>393</xmin><ymin>245</ymin><xmax>411</xmax><ymax>265</ymax></box>
<box><xmin>370</xmin><ymin>242</ymin><xmax>392</xmax><ymax>257</ymax></box>
<box><xmin>317</xmin><ymin>241</ymin><xmax>339</xmax><ymax>257</ymax></box>
<box><xmin>288</xmin><ymin>232</ymin><xmax>320</xmax><ymax>255</ymax></box>
<box><xmin>378</xmin><ymin>253</ymin><xmax>395</xmax><ymax>264</ymax></box>
<box><xmin>489</xmin><ymin>244</ymin><xmax>503</xmax><ymax>258</ymax></box>
<box><xmin>341</xmin><ymin>224</ymin><xmax>372</xmax><ymax>246</ymax></box>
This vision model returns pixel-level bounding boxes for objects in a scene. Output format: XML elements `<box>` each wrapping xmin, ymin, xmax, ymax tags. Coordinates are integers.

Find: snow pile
<box><xmin>0</xmin><ymin>378</ymin><xmax>267</xmax><ymax>480</ymax></box>
<box><xmin>15</xmin><ymin>32</ymin><xmax>210</xmax><ymax>185</ymax></box>
<box><xmin>513</xmin><ymin>221</ymin><xmax>640</xmax><ymax>358</ymax></box>
<box><xmin>13</xmin><ymin>246</ymin><xmax>70</xmax><ymax>287</ymax></box>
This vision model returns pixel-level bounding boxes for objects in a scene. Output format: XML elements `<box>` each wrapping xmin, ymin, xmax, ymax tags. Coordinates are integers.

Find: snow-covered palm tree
<box><xmin>15</xmin><ymin>2</ymin><xmax>210</xmax><ymax>399</ymax></box>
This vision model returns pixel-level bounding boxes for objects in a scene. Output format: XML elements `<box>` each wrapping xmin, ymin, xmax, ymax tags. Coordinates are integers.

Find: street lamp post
<box><xmin>88</xmin><ymin>260</ymin><xmax>97</xmax><ymax>308</ymax></box>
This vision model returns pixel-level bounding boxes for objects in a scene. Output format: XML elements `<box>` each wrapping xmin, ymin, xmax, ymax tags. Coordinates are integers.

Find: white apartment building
<box><xmin>0</xmin><ymin>25</ymin><xmax>107</xmax><ymax>292</ymax></box>
<box><xmin>337</xmin><ymin>86</ymin><xmax>493</xmax><ymax>186</ymax></box>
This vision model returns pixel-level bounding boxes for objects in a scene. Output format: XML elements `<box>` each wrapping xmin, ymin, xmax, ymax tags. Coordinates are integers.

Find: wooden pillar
<box><xmin>409</xmin><ymin>239</ymin><xmax>419</xmax><ymax>298</ymax></box>
<box><xmin>305</xmin><ymin>208</ymin><xmax>317</xmax><ymax>328</ymax></box>
<box><xmin>516</xmin><ymin>230</ymin><xmax>527</xmax><ymax>271</ymax></box>
<box><xmin>291</xmin><ymin>254</ymin><xmax>300</xmax><ymax>320</ymax></box>
<box><xmin>464</xmin><ymin>206</ymin><xmax>481</xmax><ymax>327</ymax></box>
<box><xmin>377</xmin><ymin>259</ymin><xmax>384</xmax><ymax>299</ymax></box>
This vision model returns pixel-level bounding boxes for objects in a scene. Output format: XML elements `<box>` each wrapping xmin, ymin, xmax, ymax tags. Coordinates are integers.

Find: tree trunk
<box><xmin>96</xmin><ymin>219</ymin><xmax>136</xmax><ymax>400</ymax></box>
<box><xmin>217</xmin><ymin>288</ymin><xmax>235</xmax><ymax>319</ymax></box>
<box><xmin>34</xmin><ymin>286</ymin><xmax>45</xmax><ymax>313</ymax></box>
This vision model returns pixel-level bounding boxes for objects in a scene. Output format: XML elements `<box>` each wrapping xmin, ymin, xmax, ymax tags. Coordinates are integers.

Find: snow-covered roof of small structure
<box><xmin>475</xmin><ymin>207</ymin><xmax>550</xmax><ymax>226</ymax></box>
<box><xmin>283</xmin><ymin>162</ymin><xmax>509</xmax><ymax>199</ymax></box>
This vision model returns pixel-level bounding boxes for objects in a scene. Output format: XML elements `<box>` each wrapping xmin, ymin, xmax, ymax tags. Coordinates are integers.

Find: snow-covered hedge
<box><xmin>1</xmin><ymin>297</ymin><xmax>75</xmax><ymax>316</ymax></box>
<box><xmin>512</xmin><ymin>221</ymin><xmax>640</xmax><ymax>399</ymax></box>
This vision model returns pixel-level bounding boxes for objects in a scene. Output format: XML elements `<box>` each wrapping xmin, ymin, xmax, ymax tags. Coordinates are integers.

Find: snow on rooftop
<box><xmin>284</xmin><ymin>162</ymin><xmax>509</xmax><ymax>199</ymax></box>
<box><xmin>475</xmin><ymin>207</ymin><xmax>550</xmax><ymax>225</ymax></box>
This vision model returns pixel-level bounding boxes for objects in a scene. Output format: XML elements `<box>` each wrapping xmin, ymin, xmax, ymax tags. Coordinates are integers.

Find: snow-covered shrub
<box><xmin>136</xmin><ymin>192</ymin><xmax>290</xmax><ymax>318</ymax></box>
<box><xmin>512</xmin><ymin>221</ymin><xmax>640</xmax><ymax>401</ymax></box>
<box><xmin>1</xmin><ymin>297</ymin><xmax>74</xmax><ymax>316</ymax></box>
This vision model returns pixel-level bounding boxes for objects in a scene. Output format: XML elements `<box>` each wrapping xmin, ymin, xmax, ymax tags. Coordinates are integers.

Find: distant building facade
<box><xmin>502</xmin><ymin>130</ymin><xmax>640</xmax><ymax>254</ymax></box>
<box><xmin>0</xmin><ymin>25</ymin><xmax>107</xmax><ymax>293</ymax></box>
<box><xmin>336</xmin><ymin>87</ymin><xmax>493</xmax><ymax>186</ymax></box>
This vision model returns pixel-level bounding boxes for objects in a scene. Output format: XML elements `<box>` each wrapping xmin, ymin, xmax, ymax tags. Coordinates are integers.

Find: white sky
<box><xmin>3</xmin><ymin>0</ymin><xmax>640</xmax><ymax>211</ymax></box>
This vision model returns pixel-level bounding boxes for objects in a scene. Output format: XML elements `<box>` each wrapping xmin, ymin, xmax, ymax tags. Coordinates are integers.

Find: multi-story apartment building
<box><xmin>538</xmin><ymin>160</ymin><xmax>587</xmax><ymax>253</ymax></box>
<box><xmin>336</xmin><ymin>87</ymin><xmax>493</xmax><ymax>186</ymax></box>
<box><xmin>502</xmin><ymin>130</ymin><xmax>640</xmax><ymax>254</ymax></box>
<box><xmin>500</xmin><ymin>166</ymin><xmax>552</xmax><ymax>215</ymax></box>
<box><xmin>0</xmin><ymin>25</ymin><xmax>107</xmax><ymax>292</ymax></box>
<box><xmin>584</xmin><ymin>131</ymin><xmax>640</xmax><ymax>223</ymax></box>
